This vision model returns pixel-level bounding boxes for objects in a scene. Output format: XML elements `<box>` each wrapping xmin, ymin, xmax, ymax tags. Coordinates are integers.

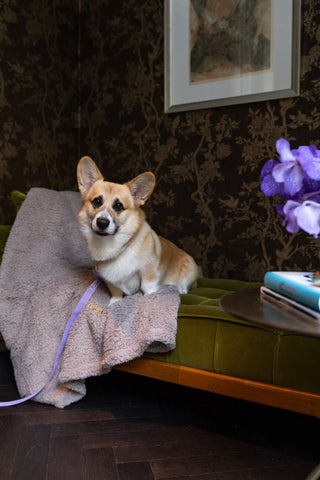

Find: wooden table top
<box><xmin>220</xmin><ymin>288</ymin><xmax>320</xmax><ymax>338</ymax></box>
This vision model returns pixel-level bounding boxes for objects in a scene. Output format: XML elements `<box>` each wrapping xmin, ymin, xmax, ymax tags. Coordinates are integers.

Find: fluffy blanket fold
<box><xmin>0</xmin><ymin>188</ymin><xmax>180</xmax><ymax>408</ymax></box>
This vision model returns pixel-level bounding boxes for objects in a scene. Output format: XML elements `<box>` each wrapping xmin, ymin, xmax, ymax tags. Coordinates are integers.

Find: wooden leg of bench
<box><xmin>114</xmin><ymin>358</ymin><xmax>320</xmax><ymax>418</ymax></box>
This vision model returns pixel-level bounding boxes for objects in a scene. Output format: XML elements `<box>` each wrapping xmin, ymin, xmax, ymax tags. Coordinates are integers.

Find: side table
<box><xmin>220</xmin><ymin>288</ymin><xmax>320</xmax><ymax>338</ymax></box>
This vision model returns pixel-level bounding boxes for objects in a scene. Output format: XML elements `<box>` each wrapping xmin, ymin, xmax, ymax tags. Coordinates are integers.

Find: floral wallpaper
<box><xmin>1</xmin><ymin>0</ymin><xmax>320</xmax><ymax>281</ymax></box>
<box><xmin>0</xmin><ymin>0</ymin><xmax>79</xmax><ymax>221</ymax></box>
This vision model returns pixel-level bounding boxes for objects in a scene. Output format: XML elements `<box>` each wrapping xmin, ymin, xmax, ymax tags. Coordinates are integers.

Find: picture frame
<box><xmin>164</xmin><ymin>0</ymin><xmax>301</xmax><ymax>113</ymax></box>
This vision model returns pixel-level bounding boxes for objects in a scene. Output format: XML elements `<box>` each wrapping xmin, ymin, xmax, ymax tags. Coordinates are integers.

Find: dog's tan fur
<box><xmin>77</xmin><ymin>156</ymin><xmax>200</xmax><ymax>303</ymax></box>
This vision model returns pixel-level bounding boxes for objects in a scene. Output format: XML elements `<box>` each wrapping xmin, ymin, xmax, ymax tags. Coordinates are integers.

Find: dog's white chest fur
<box><xmin>97</xmin><ymin>252</ymin><xmax>141</xmax><ymax>296</ymax></box>
<box><xmin>91</xmin><ymin>223</ymin><xmax>160</xmax><ymax>297</ymax></box>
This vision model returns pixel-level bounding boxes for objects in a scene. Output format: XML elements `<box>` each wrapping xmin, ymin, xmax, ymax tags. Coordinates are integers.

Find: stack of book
<box><xmin>261</xmin><ymin>271</ymin><xmax>320</xmax><ymax>320</ymax></box>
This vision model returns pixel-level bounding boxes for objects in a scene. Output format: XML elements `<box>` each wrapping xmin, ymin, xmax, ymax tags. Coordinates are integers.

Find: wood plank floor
<box><xmin>0</xmin><ymin>350</ymin><xmax>319</xmax><ymax>480</ymax></box>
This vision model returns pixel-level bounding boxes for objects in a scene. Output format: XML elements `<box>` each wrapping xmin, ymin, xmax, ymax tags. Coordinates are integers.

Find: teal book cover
<box><xmin>264</xmin><ymin>271</ymin><xmax>320</xmax><ymax>312</ymax></box>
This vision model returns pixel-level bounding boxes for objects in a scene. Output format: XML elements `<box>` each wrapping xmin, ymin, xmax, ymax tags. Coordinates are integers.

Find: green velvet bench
<box><xmin>1</xmin><ymin>193</ymin><xmax>319</xmax><ymax>417</ymax></box>
<box><xmin>115</xmin><ymin>278</ymin><xmax>320</xmax><ymax>418</ymax></box>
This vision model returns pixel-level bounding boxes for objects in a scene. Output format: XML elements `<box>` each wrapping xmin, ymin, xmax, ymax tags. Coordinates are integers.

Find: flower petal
<box><xmin>295</xmin><ymin>201</ymin><xmax>320</xmax><ymax>238</ymax></box>
<box><xmin>272</xmin><ymin>162</ymin><xmax>305</xmax><ymax>195</ymax></box>
<box><xmin>272</xmin><ymin>162</ymin><xmax>293</xmax><ymax>183</ymax></box>
<box><xmin>276</xmin><ymin>138</ymin><xmax>296</xmax><ymax>162</ymax></box>
<box><xmin>276</xmin><ymin>203</ymin><xmax>285</xmax><ymax>216</ymax></box>
<box><xmin>297</xmin><ymin>145</ymin><xmax>320</xmax><ymax>180</ymax></box>
<box><xmin>260</xmin><ymin>159</ymin><xmax>278</xmax><ymax>179</ymax></box>
<box><xmin>261</xmin><ymin>174</ymin><xmax>282</xmax><ymax>196</ymax></box>
<box><xmin>282</xmin><ymin>200</ymin><xmax>301</xmax><ymax>233</ymax></box>
<box><xmin>302</xmin><ymin>176</ymin><xmax>320</xmax><ymax>194</ymax></box>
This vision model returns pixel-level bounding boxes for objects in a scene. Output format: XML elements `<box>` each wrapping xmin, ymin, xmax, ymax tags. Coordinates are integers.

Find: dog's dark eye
<box><xmin>113</xmin><ymin>199</ymin><xmax>124</xmax><ymax>212</ymax></box>
<box><xmin>92</xmin><ymin>196</ymin><xmax>103</xmax><ymax>209</ymax></box>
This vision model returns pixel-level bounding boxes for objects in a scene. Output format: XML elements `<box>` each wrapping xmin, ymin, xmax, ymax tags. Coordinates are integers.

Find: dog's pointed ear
<box><xmin>127</xmin><ymin>172</ymin><xmax>155</xmax><ymax>206</ymax></box>
<box><xmin>77</xmin><ymin>156</ymin><xmax>103</xmax><ymax>196</ymax></box>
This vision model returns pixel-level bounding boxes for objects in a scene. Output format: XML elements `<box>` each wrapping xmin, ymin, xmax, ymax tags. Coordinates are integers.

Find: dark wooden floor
<box><xmin>0</xmin><ymin>350</ymin><xmax>319</xmax><ymax>480</ymax></box>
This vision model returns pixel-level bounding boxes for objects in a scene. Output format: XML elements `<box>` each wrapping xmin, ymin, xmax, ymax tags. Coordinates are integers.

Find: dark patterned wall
<box><xmin>0</xmin><ymin>0</ymin><xmax>79</xmax><ymax>223</ymax></box>
<box><xmin>1</xmin><ymin>0</ymin><xmax>320</xmax><ymax>281</ymax></box>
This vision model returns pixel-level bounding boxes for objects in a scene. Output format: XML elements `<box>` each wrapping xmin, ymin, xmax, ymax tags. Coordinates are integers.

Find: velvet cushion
<box><xmin>146</xmin><ymin>277</ymin><xmax>320</xmax><ymax>394</ymax></box>
<box><xmin>0</xmin><ymin>225</ymin><xmax>11</xmax><ymax>261</ymax></box>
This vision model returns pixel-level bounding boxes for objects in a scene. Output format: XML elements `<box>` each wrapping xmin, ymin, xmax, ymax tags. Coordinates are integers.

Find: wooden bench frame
<box><xmin>115</xmin><ymin>358</ymin><xmax>320</xmax><ymax>418</ymax></box>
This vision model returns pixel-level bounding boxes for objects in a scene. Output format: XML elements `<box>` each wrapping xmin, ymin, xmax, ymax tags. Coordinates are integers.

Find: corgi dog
<box><xmin>77</xmin><ymin>156</ymin><xmax>200</xmax><ymax>304</ymax></box>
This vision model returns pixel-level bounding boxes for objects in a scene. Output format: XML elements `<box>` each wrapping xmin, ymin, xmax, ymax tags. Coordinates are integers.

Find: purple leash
<box><xmin>0</xmin><ymin>275</ymin><xmax>102</xmax><ymax>407</ymax></box>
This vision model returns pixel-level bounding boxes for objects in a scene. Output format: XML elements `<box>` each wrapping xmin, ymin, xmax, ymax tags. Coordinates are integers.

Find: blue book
<box><xmin>264</xmin><ymin>271</ymin><xmax>320</xmax><ymax>312</ymax></box>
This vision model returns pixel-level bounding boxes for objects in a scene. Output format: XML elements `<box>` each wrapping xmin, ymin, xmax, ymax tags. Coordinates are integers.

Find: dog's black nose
<box><xmin>96</xmin><ymin>218</ymin><xmax>110</xmax><ymax>230</ymax></box>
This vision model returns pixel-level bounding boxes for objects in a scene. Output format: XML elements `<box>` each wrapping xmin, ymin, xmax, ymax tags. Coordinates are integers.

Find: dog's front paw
<box><xmin>106</xmin><ymin>282</ymin><xmax>123</xmax><ymax>305</ymax></box>
<box><xmin>141</xmin><ymin>282</ymin><xmax>161</xmax><ymax>296</ymax></box>
<box><xmin>109</xmin><ymin>296</ymin><xmax>121</xmax><ymax>306</ymax></box>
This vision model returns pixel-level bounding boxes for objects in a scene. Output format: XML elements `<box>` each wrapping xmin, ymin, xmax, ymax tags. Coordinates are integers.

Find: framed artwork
<box><xmin>164</xmin><ymin>0</ymin><xmax>301</xmax><ymax>113</ymax></box>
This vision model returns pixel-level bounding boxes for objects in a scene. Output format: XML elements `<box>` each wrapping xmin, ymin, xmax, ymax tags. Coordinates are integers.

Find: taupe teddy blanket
<box><xmin>0</xmin><ymin>188</ymin><xmax>180</xmax><ymax>408</ymax></box>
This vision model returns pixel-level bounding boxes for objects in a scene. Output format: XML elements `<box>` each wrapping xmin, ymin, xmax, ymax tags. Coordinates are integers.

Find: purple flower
<box><xmin>271</xmin><ymin>138</ymin><xmax>306</xmax><ymax>196</ymax></box>
<box><xmin>260</xmin><ymin>137</ymin><xmax>320</xmax><ymax>237</ymax></box>
<box><xmin>260</xmin><ymin>159</ymin><xmax>284</xmax><ymax>196</ymax></box>
<box><xmin>281</xmin><ymin>200</ymin><xmax>301</xmax><ymax>234</ymax></box>
<box><xmin>295</xmin><ymin>201</ymin><xmax>320</xmax><ymax>238</ymax></box>
<box><xmin>280</xmin><ymin>200</ymin><xmax>320</xmax><ymax>238</ymax></box>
